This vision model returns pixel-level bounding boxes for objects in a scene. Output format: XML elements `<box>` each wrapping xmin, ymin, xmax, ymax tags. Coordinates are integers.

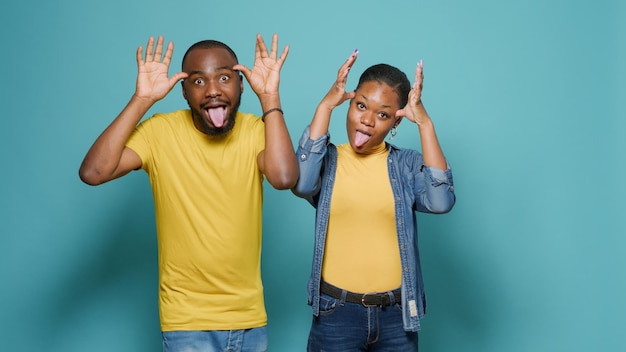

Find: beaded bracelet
<box><xmin>261</xmin><ymin>107</ymin><xmax>283</xmax><ymax>122</ymax></box>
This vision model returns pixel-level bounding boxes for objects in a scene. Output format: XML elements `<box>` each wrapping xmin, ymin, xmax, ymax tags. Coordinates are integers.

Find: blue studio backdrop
<box><xmin>1</xmin><ymin>0</ymin><xmax>624</xmax><ymax>351</ymax></box>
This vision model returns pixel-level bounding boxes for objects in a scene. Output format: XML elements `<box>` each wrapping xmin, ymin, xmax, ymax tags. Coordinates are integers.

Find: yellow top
<box><xmin>127</xmin><ymin>110</ymin><xmax>266</xmax><ymax>331</ymax></box>
<box><xmin>322</xmin><ymin>143</ymin><xmax>402</xmax><ymax>293</ymax></box>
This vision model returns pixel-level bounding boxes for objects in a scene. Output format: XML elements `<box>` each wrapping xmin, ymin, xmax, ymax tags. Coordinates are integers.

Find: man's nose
<box><xmin>205</xmin><ymin>80</ymin><xmax>221</xmax><ymax>97</ymax></box>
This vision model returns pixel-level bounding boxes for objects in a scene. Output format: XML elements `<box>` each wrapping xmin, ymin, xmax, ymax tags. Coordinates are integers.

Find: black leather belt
<box><xmin>320</xmin><ymin>281</ymin><xmax>401</xmax><ymax>307</ymax></box>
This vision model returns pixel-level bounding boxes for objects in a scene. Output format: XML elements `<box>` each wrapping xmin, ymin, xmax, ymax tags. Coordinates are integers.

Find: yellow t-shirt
<box><xmin>322</xmin><ymin>143</ymin><xmax>402</xmax><ymax>293</ymax></box>
<box><xmin>126</xmin><ymin>110</ymin><xmax>266</xmax><ymax>331</ymax></box>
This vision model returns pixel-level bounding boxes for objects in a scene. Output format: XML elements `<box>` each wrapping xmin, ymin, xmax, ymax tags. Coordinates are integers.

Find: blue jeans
<box><xmin>162</xmin><ymin>328</ymin><xmax>268</xmax><ymax>352</ymax></box>
<box><xmin>307</xmin><ymin>292</ymin><xmax>418</xmax><ymax>352</ymax></box>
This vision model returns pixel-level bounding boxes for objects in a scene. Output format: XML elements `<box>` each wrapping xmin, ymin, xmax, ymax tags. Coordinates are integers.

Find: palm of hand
<box><xmin>247</xmin><ymin>58</ymin><xmax>280</xmax><ymax>96</ymax></box>
<box><xmin>136</xmin><ymin>61</ymin><xmax>172</xmax><ymax>100</ymax></box>
<box><xmin>324</xmin><ymin>84</ymin><xmax>350</xmax><ymax>109</ymax></box>
<box><xmin>405</xmin><ymin>90</ymin><xmax>421</xmax><ymax>123</ymax></box>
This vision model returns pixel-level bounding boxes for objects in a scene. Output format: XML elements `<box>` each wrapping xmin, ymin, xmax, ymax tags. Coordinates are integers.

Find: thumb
<box><xmin>233</xmin><ymin>64</ymin><xmax>250</xmax><ymax>80</ymax></box>
<box><xmin>170</xmin><ymin>72</ymin><xmax>188</xmax><ymax>85</ymax></box>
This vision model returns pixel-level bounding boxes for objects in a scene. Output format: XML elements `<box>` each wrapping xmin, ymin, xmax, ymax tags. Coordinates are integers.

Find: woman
<box><xmin>292</xmin><ymin>50</ymin><xmax>456</xmax><ymax>351</ymax></box>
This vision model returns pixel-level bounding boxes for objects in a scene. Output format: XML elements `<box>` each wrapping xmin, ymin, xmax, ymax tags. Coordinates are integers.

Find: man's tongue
<box><xmin>354</xmin><ymin>131</ymin><xmax>370</xmax><ymax>147</ymax></box>
<box><xmin>207</xmin><ymin>107</ymin><xmax>226</xmax><ymax>128</ymax></box>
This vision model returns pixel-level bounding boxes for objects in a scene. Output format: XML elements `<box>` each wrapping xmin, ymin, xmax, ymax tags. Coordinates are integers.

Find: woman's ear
<box><xmin>394</xmin><ymin>116</ymin><xmax>403</xmax><ymax>128</ymax></box>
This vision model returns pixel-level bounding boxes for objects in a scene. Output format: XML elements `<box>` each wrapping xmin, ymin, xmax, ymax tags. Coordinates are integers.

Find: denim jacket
<box><xmin>292</xmin><ymin>126</ymin><xmax>456</xmax><ymax>331</ymax></box>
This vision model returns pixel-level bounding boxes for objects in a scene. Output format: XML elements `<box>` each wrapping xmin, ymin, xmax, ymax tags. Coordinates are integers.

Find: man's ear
<box><xmin>181</xmin><ymin>80</ymin><xmax>187</xmax><ymax>100</ymax></box>
<box><xmin>239</xmin><ymin>74</ymin><xmax>244</xmax><ymax>93</ymax></box>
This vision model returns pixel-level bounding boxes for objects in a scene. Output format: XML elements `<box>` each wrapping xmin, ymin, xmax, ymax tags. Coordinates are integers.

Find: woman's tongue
<box><xmin>354</xmin><ymin>130</ymin><xmax>370</xmax><ymax>147</ymax></box>
<box><xmin>206</xmin><ymin>107</ymin><xmax>226</xmax><ymax>128</ymax></box>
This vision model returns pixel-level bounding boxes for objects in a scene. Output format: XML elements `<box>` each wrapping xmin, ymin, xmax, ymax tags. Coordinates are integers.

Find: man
<box><xmin>79</xmin><ymin>33</ymin><xmax>298</xmax><ymax>351</ymax></box>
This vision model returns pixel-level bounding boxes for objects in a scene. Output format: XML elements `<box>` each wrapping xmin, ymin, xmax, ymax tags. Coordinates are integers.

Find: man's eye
<box><xmin>219</xmin><ymin>75</ymin><xmax>230</xmax><ymax>82</ymax></box>
<box><xmin>193</xmin><ymin>78</ymin><xmax>204</xmax><ymax>85</ymax></box>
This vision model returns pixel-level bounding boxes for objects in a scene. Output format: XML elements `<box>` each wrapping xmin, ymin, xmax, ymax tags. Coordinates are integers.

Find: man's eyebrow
<box><xmin>187</xmin><ymin>70</ymin><xmax>205</xmax><ymax>76</ymax></box>
<box><xmin>187</xmin><ymin>66</ymin><xmax>236</xmax><ymax>76</ymax></box>
<box><xmin>216</xmin><ymin>65</ymin><xmax>236</xmax><ymax>71</ymax></box>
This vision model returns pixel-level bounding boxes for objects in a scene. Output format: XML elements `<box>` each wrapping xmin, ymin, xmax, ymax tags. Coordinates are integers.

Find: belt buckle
<box><xmin>361</xmin><ymin>293</ymin><xmax>382</xmax><ymax>307</ymax></box>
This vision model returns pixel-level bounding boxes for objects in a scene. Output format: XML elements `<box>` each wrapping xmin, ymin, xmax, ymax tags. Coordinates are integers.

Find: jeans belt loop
<box><xmin>340</xmin><ymin>288</ymin><xmax>348</xmax><ymax>306</ymax></box>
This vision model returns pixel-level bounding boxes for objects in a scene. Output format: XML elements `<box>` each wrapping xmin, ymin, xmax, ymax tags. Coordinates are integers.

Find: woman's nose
<box><xmin>360</xmin><ymin>112</ymin><xmax>375</xmax><ymax>127</ymax></box>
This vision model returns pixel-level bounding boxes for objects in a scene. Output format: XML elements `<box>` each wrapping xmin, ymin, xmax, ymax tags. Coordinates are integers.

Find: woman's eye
<box><xmin>357</xmin><ymin>103</ymin><xmax>365</xmax><ymax>110</ymax></box>
<box><xmin>379</xmin><ymin>112</ymin><xmax>390</xmax><ymax>119</ymax></box>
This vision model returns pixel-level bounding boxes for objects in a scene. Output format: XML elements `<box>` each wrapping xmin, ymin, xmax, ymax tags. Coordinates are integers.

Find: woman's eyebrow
<box><xmin>358</xmin><ymin>94</ymin><xmax>393</xmax><ymax>109</ymax></box>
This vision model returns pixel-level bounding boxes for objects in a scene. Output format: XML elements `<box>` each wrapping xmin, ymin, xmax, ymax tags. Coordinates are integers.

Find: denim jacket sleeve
<box><xmin>399</xmin><ymin>150</ymin><xmax>455</xmax><ymax>214</ymax></box>
<box><xmin>292</xmin><ymin>126</ymin><xmax>329</xmax><ymax>206</ymax></box>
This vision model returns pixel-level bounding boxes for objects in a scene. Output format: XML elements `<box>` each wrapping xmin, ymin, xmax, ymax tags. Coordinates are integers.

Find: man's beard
<box><xmin>191</xmin><ymin>100</ymin><xmax>240</xmax><ymax>137</ymax></box>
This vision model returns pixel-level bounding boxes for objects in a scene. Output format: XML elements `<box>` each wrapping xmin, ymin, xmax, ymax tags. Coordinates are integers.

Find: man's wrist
<box><xmin>262</xmin><ymin>107</ymin><xmax>283</xmax><ymax>122</ymax></box>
